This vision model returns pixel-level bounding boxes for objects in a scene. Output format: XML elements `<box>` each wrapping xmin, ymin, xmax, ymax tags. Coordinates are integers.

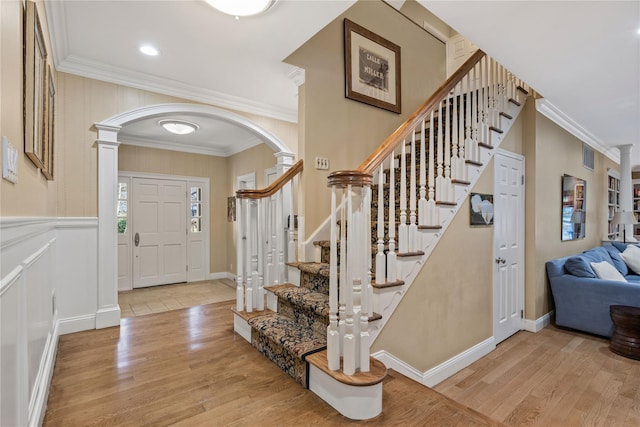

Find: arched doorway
<box><xmin>93</xmin><ymin>103</ymin><xmax>294</xmax><ymax>328</ymax></box>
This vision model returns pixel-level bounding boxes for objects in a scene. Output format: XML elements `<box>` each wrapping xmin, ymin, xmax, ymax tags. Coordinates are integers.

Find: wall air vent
<box><xmin>583</xmin><ymin>143</ymin><xmax>595</xmax><ymax>170</ymax></box>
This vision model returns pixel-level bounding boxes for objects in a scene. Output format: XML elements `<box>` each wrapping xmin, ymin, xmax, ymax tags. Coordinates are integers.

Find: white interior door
<box><xmin>493</xmin><ymin>150</ymin><xmax>525</xmax><ymax>344</ymax></box>
<box><xmin>446</xmin><ymin>34</ymin><xmax>477</xmax><ymax>78</ymax></box>
<box><xmin>132</xmin><ymin>178</ymin><xmax>187</xmax><ymax>288</ymax></box>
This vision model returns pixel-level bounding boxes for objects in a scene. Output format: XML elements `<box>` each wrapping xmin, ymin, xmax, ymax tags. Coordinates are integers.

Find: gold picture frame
<box><xmin>24</xmin><ymin>0</ymin><xmax>47</xmax><ymax>169</ymax></box>
<box><xmin>42</xmin><ymin>65</ymin><xmax>55</xmax><ymax>180</ymax></box>
<box><xmin>344</xmin><ymin>19</ymin><xmax>401</xmax><ymax>114</ymax></box>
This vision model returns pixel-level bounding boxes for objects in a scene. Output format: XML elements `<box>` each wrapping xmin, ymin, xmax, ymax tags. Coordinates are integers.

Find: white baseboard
<box><xmin>95</xmin><ymin>306</ymin><xmax>121</xmax><ymax>329</ymax></box>
<box><xmin>210</xmin><ymin>271</ymin><xmax>235</xmax><ymax>280</ymax></box>
<box><xmin>523</xmin><ymin>311</ymin><xmax>553</xmax><ymax>333</ymax></box>
<box><xmin>29</xmin><ymin>321</ymin><xmax>60</xmax><ymax>427</ymax></box>
<box><xmin>58</xmin><ymin>314</ymin><xmax>97</xmax><ymax>335</ymax></box>
<box><xmin>372</xmin><ymin>337</ymin><xmax>496</xmax><ymax>387</ymax></box>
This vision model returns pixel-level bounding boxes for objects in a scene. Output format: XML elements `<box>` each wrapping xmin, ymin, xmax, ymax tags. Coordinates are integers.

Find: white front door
<box><xmin>132</xmin><ymin>178</ymin><xmax>187</xmax><ymax>288</ymax></box>
<box><xmin>493</xmin><ymin>150</ymin><xmax>525</xmax><ymax>344</ymax></box>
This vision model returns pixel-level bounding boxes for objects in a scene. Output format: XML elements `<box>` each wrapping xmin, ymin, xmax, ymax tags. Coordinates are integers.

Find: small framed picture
<box><xmin>344</xmin><ymin>19</ymin><xmax>401</xmax><ymax>113</ymax></box>
<box><xmin>228</xmin><ymin>196</ymin><xmax>236</xmax><ymax>222</ymax></box>
<box><xmin>470</xmin><ymin>193</ymin><xmax>494</xmax><ymax>225</ymax></box>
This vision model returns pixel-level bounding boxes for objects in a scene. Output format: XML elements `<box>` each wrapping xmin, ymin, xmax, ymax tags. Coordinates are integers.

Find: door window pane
<box><xmin>190</xmin><ymin>186</ymin><xmax>202</xmax><ymax>233</ymax></box>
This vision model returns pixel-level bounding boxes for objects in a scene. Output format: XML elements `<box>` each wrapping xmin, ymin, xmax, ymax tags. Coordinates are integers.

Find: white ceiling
<box><xmin>46</xmin><ymin>1</ymin><xmax>640</xmax><ymax>164</ymax></box>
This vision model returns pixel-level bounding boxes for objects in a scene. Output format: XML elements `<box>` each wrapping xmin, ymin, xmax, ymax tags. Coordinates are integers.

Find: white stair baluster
<box><xmin>418</xmin><ymin>120</ymin><xmax>427</xmax><ymax>226</ymax></box>
<box><xmin>398</xmin><ymin>140</ymin><xmax>408</xmax><ymax>253</ymax></box>
<box><xmin>451</xmin><ymin>85</ymin><xmax>459</xmax><ymax>181</ymax></box>
<box><xmin>387</xmin><ymin>153</ymin><xmax>397</xmax><ymax>281</ymax></box>
<box><xmin>436</xmin><ymin>101</ymin><xmax>444</xmax><ymax>202</ymax></box>
<box><xmin>328</xmin><ymin>186</ymin><xmax>340</xmax><ymax>370</ymax></box>
<box><xmin>343</xmin><ymin>186</ymin><xmax>356</xmax><ymax>376</ymax></box>
<box><xmin>375</xmin><ymin>165</ymin><xmax>385</xmax><ymax>285</ymax></box>
<box><xmin>245</xmin><ymin>199</ymin><xmax>254</xmax><ymax>312</ymax></box>
<box><xmin>256</xmin><ymin>198</ymin><xmax>265</xmax><ymax>311</ymax></box>
<box><xmin>409</xmin><ymin>132</ymin><xmax>417</xmax><ymax>252</ymax></box>
<box><xmin>426</xmin><ymin>111</ymin><xmax>438</xmax><ymax>226</ymax></box>
<box><xmin>338</xmin><ymin>191</ymin><xmax>347</xmax><ymax>355</ymax></box>
<box><xmin>236</xmin><ymin>197</ymin><xmax>245</xmax><ymax>312</ymax></box>
<box><xmin>360</xmin><ymin>185</ymin><xmax>371</xmax><ymax>373</ymax></box>
<box><xmin>458</xmin><ymin>78</ymin><xmax>467</xmax><ymax>181</ymax></box>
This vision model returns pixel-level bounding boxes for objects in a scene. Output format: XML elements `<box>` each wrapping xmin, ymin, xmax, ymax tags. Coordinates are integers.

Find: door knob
<box><xmin>495</xmin><ymin>257</ymin><xmax>506</xmax><ymax>264</ymax></box>
<box><xmin>134</xmin><ymin>232</ymin><xmax>140</xmax><ymax>247</ymax></box>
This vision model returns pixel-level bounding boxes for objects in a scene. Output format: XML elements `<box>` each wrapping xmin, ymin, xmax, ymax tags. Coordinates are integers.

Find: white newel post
<box><xmin>327</xmin><ymin>171</ymin><xmax>373</xmax><ymax>376</ymax></box>
<box><xmin>94</xmin><ymin>124</ymin><xmax>122</xmax><ymax>328</ymax></box>
<box><xmin>276</xmin><ymin>152</ymin><xmax>296</xmax><ymax>269</ymax></box>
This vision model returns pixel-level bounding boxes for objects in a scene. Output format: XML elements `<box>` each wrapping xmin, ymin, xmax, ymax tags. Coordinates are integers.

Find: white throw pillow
<box><xmin>620</xmin><ymin>245</ymin><xmax>640</xmax><ymax>275</ymax></box>
<box><xmin>590</xmin><ymin>261</ymin><xmax>627</xmax><ymax>282</ymax></box>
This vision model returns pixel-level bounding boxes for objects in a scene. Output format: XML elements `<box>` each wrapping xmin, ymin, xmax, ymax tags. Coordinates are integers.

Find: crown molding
<box><xmin>56</xmin><ymin>55</ymin><xmax>298</xmax><ymax>124</ymax></box>
<box><xmin>535</xmin><ymin>98</ymin><xmax>620</xmax><ymax>164</ymax></box>
<box><xmin>44</xmin><ymin>1</ymin><xmax>69</xmax><ymax>68</ymax></box>
<box><xmin>119</xmin><ymin>135</ymin><xmax>262</xmax><ymax>158</ymax></box>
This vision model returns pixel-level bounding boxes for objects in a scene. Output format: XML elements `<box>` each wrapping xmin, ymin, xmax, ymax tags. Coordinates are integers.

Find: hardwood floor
<box><xmin>118</xmin><ymin>280</ymin><xmax>236</xmax><ymax>318</ymax></box>
<box><xmin>45</xmin><ymin>299</ymin><xmax>640</xmax><ymax>426</ymax></box>
<box><xmin>435</xmin><ymin>326</ymin><xmax>640</xmax><ymax>426</ymax></box>
<box><xmin>44</xmin><ymin>300</ymin><xmax>500</xmax><ymax>427</ymax></box>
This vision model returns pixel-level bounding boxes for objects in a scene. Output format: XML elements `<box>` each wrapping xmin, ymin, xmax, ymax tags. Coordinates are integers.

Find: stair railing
<box><xmin>236</xmin><ymin>160</ymin><xmax>303</xmax><ymax>313</ymax></box>
<box><xmin>326</xmin><ymin>50</ymin><xmax>529</xmax><ymax>375</ymax></box>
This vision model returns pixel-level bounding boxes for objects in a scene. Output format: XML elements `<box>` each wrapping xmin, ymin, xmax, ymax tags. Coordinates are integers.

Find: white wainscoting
<box><xmin>0</xmin><ymin>217</ymin><xmax>99</xmax><ymax>427</ymax></box>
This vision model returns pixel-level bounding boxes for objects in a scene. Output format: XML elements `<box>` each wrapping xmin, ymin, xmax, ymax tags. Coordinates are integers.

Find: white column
<box><xmin>618</xmin><ymin>144</ymin><xmax>635</xmax><ymax>241</ymax></box>
<box><xmin>94</xmin><ymin>124</ymin><xmax>122</xmax><ymax>328</ymax></box>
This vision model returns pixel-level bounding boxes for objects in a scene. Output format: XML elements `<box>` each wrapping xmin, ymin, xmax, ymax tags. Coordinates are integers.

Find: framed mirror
<box><xmin>561</xmin><ymin>174</ymin><xmax>586</xmax><ymax>241</ymax></box>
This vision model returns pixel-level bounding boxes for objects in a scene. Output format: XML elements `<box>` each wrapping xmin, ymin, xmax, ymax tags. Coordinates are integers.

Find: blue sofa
<box><xmin>546</xmin><ymin>244</ymin><xmax>640</xmax><ymax>337</ymax></box>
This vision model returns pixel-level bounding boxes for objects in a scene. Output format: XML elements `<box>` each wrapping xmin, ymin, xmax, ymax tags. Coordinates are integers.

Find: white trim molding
<box><xmin>372</xmin><ymin>337</ymin><xmax>496</xmax><ymax>387</ymax></box>
<box><xmin>535</xmin><ymin>99</ymin><xmax>619</xmax><ymax>164</ymax></box>
<box><xmin>523</xmin><ymin>311</ymin><xmax>554</xmax><ymax>333</ymax></box>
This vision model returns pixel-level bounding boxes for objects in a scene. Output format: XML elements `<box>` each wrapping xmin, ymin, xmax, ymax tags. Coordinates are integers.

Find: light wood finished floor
<box><xmin>119</xmin><ymin>280</ymin><xmax>236</xmax><ymax>318</ymax></box>
<box><xmin>44</xmin><ymin>300</ymin><xmax>501</xmax><ymax>427</ymax></box>
<box><xmin>435</xmin><ymin>326</ymin><xmax>640</xmax><ymax>426</ymax></box>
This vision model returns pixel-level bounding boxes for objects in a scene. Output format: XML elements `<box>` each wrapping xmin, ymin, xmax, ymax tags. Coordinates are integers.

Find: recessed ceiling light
<box><xmin>205</xmin><ymin>0</ymin><xmax>277</xmax><ymax>18</ymax></box>
<box><xmin>637</xmin><ymin>27</ymin><xmax>640</xmax><ymax>35</ymax></box>
<box><xmin>140</xmin><ymin>45</ymin><xmax>159</xmax><ymax>56</ymax></box>
<box><xmin>159</xmin><ymin>119</ymin><xmax>199</xmax><ymax>135</ymax></box>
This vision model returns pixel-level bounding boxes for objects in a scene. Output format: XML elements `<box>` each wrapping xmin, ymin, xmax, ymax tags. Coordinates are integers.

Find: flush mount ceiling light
<box><xmin>139</xmin><ymin>44</ymin><xmax>159</xmax><ymax>56</ymax></box>
<box><xmin>158</xmin><ymin>119</ymin><xmax>199</xmax><ymax>135</ymax></box>
<box><xmin>204</xmin><ymin>0</ymin><xmax>277</xmax><ymax>18</ymax></box>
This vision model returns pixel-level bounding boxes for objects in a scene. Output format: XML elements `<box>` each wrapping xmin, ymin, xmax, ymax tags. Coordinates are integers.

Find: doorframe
<box><xmin>94</xmin><ymin>103</ymin><xmax>294</xmax><ymax>328</ymax></box>
<box><xmin>118</xmin><ymin>171</ymin><xmax>210</xmax><ymax>292</ymax></box>
<box><xmin>237</xmin><ymin>172</ymin><xmax>256</xmax><ymax>190</ymax></box>
<box><xmin>493</xmin><ymin>149</ymin><xmax>525</xmax><ymax>342</ymax></box>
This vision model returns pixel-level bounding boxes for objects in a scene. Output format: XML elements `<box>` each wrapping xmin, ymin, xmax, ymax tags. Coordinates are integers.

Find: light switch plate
<box><xmin>2</xmin><ymin>136</ymin><xmax>18</xmax><ymax>183</ymax></box>
<box><xmin>315</xmin><ymin>157</ymin><xmax>329</xmax><ymax>170</ymax></box>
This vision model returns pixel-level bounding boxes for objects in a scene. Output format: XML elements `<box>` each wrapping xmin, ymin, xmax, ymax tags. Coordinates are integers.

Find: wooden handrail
<box><xmin>236</xmin><ymin>160</ymin><xmax>303</xmax><ymax>199</ymax></box>
<box><xmin>356</xmin><ymin>49</ymin><xmax>486</xmax><ymax>176</ymax></box>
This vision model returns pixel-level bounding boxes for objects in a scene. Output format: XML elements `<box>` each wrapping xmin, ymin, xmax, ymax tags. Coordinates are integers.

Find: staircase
<box><xmin>233</xmin><ymin>50</ymin><xmax>531</xmax><ymax>420</ymax></box>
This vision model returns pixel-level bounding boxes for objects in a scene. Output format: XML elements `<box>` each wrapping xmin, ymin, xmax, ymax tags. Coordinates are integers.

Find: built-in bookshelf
<box><xmin>634</xmin><ymin>179</ymin><xmax>640</xmax><ymax>237</ymax></box>
<box><xmin>608</xmin><ymin>170</ymin><xmax>620</xmax><ymax>240</ymax></box>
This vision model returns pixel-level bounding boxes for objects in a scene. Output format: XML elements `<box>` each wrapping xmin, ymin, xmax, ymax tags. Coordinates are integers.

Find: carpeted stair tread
<box><xmin>297</xmin><ymin>261</ymin><xmax>331</xmax><ymax>277</ymax></box>
<box><xmin>248</xmin><ymin>313</ymin><xmax>327</xmax><ymax>360</ymax></box>
<box><xmin>270</xmin><ymin>285</ymin><xmax>330</xmax><ymax>318</ymax></box>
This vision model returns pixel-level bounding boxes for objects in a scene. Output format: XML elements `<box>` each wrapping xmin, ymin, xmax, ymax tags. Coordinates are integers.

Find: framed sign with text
<box><xmin>344</xmin><ymin>19</ymin><xmax>401</xmax><ymax>114</ymax></box>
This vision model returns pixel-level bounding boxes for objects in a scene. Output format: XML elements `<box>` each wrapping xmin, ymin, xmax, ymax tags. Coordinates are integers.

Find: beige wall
<box><xmin>1</xmin><ymin>1</ymin><xmax>58</xmax><ymax>217</ymax></box>
<box><xmin>528</xmin><ymin>110</ymin><xmax>617</xmax><ymax>318</ymax></box>
<box><xmin>372</xmin><ymin>160</ymin><xmax>495</xmax><ymax>370</ymax></box>
<box><xmin>118</xmin><ymin>145</ymin><xmax>232</xmax><ymax>274</ymax></box>
<box><xmin>399</xmin><ymin>0</ymin><xmax>456</xmax><ymax>40</ymax></box>
<box><xmin>286</xmin><ymin>0</ymin><xmax>446</xmax><ymax>234</ymax></box>
<box><xmin>225</xmin><ymin>143</ymin><xmax>280</xmax><ymax>272</ymax></box>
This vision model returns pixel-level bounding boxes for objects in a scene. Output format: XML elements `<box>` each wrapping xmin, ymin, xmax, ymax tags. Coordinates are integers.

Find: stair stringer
<box><xmin>369</xmin><ymin>96</ymin><xmax>529</xmax><ymax>345</ymax></box>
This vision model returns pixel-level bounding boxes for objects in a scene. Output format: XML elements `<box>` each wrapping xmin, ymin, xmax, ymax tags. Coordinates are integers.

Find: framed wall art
<box><xmin>42</xmin><ymin>65</ymin><xmax>55</xmax><ymax>180</ymax></box>
<box><xmin>344</xmin><ymin>19</ymin><xmax>401</xmax><ymax>114</ymax></box>
<box><xmin>24</xmin><ymin>0</ymin><xmax>48</xmax><ymax>170</ymax></box>
<box><xmin>470</xmin><ymin>193</ymin><xmax>494</xmax><ymax>226</ymax></box>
